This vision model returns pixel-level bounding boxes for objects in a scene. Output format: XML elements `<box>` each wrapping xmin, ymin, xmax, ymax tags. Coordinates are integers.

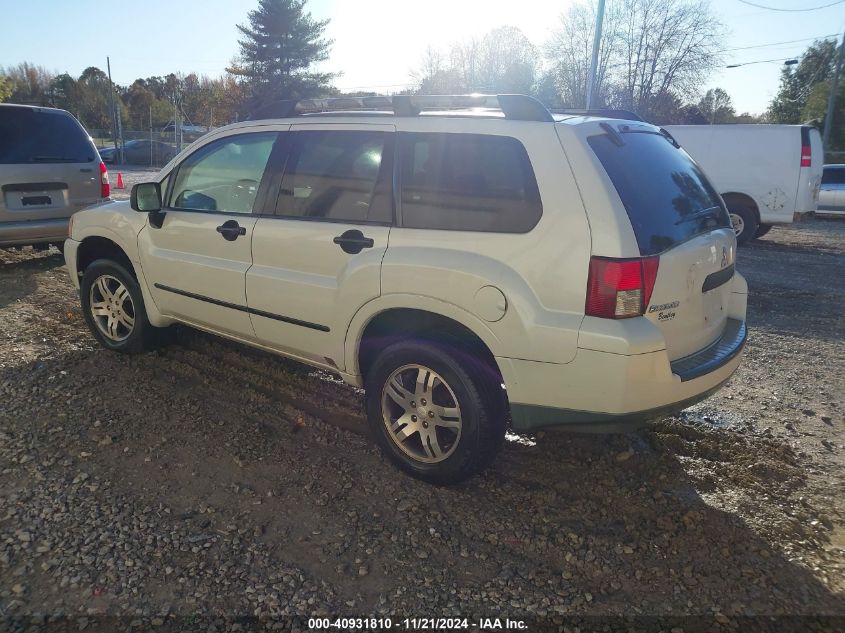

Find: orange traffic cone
<box><xmin>116</xmin><ymin>172</ymin><xmax>124</xmax><ymax>189</ymax></box>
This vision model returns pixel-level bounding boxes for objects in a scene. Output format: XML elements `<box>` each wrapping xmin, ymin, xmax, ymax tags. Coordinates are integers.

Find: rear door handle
<box><xmin>333</xmin><ymin>229</ymin><xmax>374</xmax><ymax>254</ymax></box>
<box><xmin>216</xmin><ymin>219</ymin><xmax>247</xmax><ymax>241</ymax></box>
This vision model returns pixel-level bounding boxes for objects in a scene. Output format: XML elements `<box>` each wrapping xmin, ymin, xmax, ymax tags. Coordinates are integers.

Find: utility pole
<box><xmin>822</xmin><ymin>30</ymin><xmax>845</xmax><ymax>151</ymax></box>
<box><xmin>106</xmin><ymin>57</ymin><xmax>119</xmax><ymax>158</ymax></box>
<box><xmin>585</xmin><ymin>0</ymin><xmax>607</xmax><ymax>109</ymax></box>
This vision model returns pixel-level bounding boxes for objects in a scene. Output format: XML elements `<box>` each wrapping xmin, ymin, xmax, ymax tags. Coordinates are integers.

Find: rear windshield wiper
<box><xmin>31</xmin><ymin>156</ymin><xmax>79</xmax><ymax>162</ymax></box>
<box><xmin>599</xmin><ymin>122</ymin><xmax>625</xmax><ymax>147</ymax></box>
<box><xmin>674</xmin><ymin>206</ymin><xmax>723</xmax><ymax>225</ymax></box>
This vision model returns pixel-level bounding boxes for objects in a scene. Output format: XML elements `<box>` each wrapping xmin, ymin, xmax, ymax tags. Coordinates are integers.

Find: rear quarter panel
<box><xmin>378</xmin><ymin>118</ymin><xmax>592</xmax><ymax>365</ymax></box>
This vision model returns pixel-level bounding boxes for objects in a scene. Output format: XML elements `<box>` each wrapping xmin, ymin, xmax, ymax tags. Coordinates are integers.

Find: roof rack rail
<box><xmin>246</xmin><ymin>94</ymin><xmax>555</xmax><ymax>123</ymax></box>
<box><xmin>551</xmin><ymin>108</ymin><xmax>644</xmax><ymax>122</ymax></box>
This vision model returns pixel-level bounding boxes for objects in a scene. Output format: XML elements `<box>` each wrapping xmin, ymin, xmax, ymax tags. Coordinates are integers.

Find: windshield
<box><xmin>588</xmin><ymin>129</ymin><xmax>730</xmax><ymax>256</ymax></box>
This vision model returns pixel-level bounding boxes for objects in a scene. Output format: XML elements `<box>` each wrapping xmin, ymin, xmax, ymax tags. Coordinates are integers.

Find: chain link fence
<box><xmin>89</xmin><ymin>127</ymin><xmax>211</xmax><ymax>167</ymax></box>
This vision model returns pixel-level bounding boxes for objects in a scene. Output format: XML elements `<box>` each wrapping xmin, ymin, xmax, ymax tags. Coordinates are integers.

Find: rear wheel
<box><xmin>727</xmin><ymin>205</ymin><xmax>758</xmax><ymax>246</ymax></box>
<box><xmin>80</xmin><ymin>259</ymin><xmax>161</xmax><ymax>354</ymax></box>
<box><xmin>365</xmin><ymin>341</ymin><xmax>506</xmax><ymax>485</ymax></box>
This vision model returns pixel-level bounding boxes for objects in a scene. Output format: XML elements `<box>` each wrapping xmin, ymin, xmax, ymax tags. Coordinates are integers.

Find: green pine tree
<box><xmin>229</xmin><ymin>0</ymin><xmax>336</xmax><ymax>107</ymax></box>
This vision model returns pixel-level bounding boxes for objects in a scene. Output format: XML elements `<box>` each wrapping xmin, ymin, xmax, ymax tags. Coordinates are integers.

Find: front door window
<box><xmin>169</xmin><ymin>132</ymin><xmax>276</xmax><ymax>214</ymax></box>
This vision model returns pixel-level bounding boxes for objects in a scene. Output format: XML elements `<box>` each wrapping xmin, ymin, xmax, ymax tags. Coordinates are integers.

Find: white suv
<box><xmin>64</xmin><ymin>95</ymin><xmax>747</xmax><ymax>484</ymax></box>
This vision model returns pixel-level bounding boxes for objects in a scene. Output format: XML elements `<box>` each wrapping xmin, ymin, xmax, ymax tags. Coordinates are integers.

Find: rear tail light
<box><xmin>99</xmin><ymin>161</ymin><xmax>110</xmax><ymax>198</ymax></box>
<box><xmin>585</xmin><ymin>256</ymin><xmax>660</xmax><ymax>319</ymax></box>
<box><xmin>800</xmin><ymin>144</ymin><xmax>812</xmax><ymax>167</ymax></box>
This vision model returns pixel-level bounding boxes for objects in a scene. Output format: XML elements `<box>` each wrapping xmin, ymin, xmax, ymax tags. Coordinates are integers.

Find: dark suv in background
<box><xmin>0</xmin><ymin>104</ymin><xmax>109</xmax><ymax>250</ymax></box>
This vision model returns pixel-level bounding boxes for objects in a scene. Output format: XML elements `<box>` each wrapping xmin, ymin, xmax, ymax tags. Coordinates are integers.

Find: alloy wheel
<box><xmin>89</xmin><ymin>275</ymin><xmax>135</xmax><ymax>342</ymax></box>
<box><xmin>381</xmin><ymin>364</ymin><xmax>463</xmax><ymax>464</ymax></box>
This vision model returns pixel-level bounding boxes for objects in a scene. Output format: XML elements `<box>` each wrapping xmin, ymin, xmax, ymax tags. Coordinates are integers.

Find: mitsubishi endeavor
<box><xmin>63</xmin><ymin>94</ymin><xmax>747</xmax><ymax>484</ymax></box>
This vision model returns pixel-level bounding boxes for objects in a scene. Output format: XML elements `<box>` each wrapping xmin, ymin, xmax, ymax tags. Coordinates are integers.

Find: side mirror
<box><xmin>130</xmin><ymin>182</ymin><xmax>162</xmax><ymax>212</ymax></box>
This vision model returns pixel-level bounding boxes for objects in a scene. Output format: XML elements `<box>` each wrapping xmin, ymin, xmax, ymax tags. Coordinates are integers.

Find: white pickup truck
<box><xmin>663</xmin><ymin>124</ymin><xmax>823</xmax><ymax>244</ymax></box>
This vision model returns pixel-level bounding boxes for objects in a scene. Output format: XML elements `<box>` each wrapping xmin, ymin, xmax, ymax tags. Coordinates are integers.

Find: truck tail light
<box><xmin>585</xmin><ymin>256</ymin><xmax>660</xmax><ymax>319</ymax></box>
<box><xmin>800</xmin><ymin>144</ymin><xmax>811</xmax><ymax>167</ymax></box>
<box><xmin>99</xmin><ymin>161</ymin><xmax>110</xmax><ymax>198</ymax></box>
<box><xmin>800</xmin><ymin>127</ymin><xmax>812</xmax><ymax>167</ymax></box>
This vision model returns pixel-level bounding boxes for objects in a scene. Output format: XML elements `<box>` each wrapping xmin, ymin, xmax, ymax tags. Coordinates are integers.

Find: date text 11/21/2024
<box><xmin>307</xmin><ymin>617</ymin><xmax>528</xmax><ymax>630</ymax></box>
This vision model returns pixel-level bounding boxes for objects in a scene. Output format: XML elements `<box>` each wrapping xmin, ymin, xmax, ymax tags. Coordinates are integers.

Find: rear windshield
<box><xmin>0</xmin><ymin>108</ymin><xmax>97</xmax><ymax>164</ymax></box>
<box><xmin>588</xmin><ymin>130</ymin><xmax>730</xmax><ymax>255</ymax></box>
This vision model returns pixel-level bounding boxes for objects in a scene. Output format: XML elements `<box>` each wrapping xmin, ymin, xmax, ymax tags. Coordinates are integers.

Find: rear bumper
<box><xmin>502</xmin><ymin>326</ymin><xmax>745</xmax><ymax>433</ymax></box>
<box><xmin>0</xmin><ymin>218</ymin><xmax>69</xmax><ymax>247</ymax></box>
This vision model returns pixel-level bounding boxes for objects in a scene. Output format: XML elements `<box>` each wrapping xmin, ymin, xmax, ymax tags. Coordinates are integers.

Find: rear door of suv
<box><xmin>246</xmin><ymin>123</ymin><xmax>395</xmax><ymax>370</ymax></box>
<box><xmin>0</xmin><ymin>106</ymin><xmax>102</xmax><ymax>235</ymax></box>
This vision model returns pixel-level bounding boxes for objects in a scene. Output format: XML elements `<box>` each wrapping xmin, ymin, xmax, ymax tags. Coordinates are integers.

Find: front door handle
<box><xmin>333</xmin><ymin>229</ymin><xmax>374</xmax><ymax>254</ymax></box>
<box><xmin>216</xmin><ymin>219</ymin><xmax>246</xmax><ymax>241</ymax></box>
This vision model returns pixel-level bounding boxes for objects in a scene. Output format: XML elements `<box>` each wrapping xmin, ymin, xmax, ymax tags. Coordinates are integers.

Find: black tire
<box><xmin>80</xmin><ymin>259</ymin><xmax>159</xmax><ymax>354</ymax></box>
<box><xmin>364</xmin><ymin>341</ymin><xmax>506</xmax><ymax>485</ymax></box>
<box><xmin>727</xmin><ymin>205</ymin><xmax>758</xmax><ymax>246</ymax></box>
<box><xmin>52</xmin><ymin>241</ymin><xmax>65</xmax><ymax>255</ymax></box>
<box><xmin>754</xmin><ymin>223</ymin><xmax>773</xmax><ymax>239</ymax></box>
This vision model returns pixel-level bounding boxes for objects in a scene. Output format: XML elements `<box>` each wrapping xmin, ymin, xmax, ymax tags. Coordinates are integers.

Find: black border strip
<box><xmin>702</xmin><ymin>263</ymin><xmax>735</xmax><ymax>293</ymax></box>
<box><xmin>153</xmin><ymin>283</ymin><xmax>330</xmax><ymax>332</ymax></box>
<box><xmin>670</xmin><ymin>318</ymin><xmax>747</xmax><ymax>382</ymax></box>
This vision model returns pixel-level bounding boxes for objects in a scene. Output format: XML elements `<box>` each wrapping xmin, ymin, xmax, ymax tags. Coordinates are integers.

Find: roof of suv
<box><xmin>240</xmin><ymin>94</ymin><xmax>645</xmax><ymax>125</ymax></box>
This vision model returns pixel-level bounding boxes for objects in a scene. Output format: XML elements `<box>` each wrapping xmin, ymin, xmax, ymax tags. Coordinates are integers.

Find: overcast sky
<box><xmin>1</xmin><ymin>0</ymin><xmax>844</xmax><ymax>115</ymax></box>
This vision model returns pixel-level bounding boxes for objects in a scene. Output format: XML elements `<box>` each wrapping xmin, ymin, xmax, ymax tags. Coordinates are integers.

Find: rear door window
<box><xmin>274</xmin><ymin>130</ymin><xmax>392</xmax><ymax>223</ymax></box>
<box><xmin>589</xmin><ymin>130</ymin><xmax>730</xmax><ymax>255</ymax></box>
<box><xmin>0</xmin><ymin>107</ymin><xmax>97</xmax><ymax>164</ymax></box>
<box><xmin>398</xmin><ymin>132</ymin><xmax>542</xmax><ymax>233</ymax></box>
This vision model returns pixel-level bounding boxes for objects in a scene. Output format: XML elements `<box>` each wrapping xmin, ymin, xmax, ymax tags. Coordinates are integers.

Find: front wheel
<box><xmin>80</xmin><ymin>259</ymin><xmax>159</xmax><ymax>354</ymax></box>
<box><xmin>365</xmin><ymin>341</ymin><xmax>506</xmax><ymax>485</ymax></box>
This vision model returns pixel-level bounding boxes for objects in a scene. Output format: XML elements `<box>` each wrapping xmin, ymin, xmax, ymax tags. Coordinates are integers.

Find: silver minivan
<box><xmin>0</xmin><ymin>104</ymin><xmax>109</xmax><ymax>249</ymax></box>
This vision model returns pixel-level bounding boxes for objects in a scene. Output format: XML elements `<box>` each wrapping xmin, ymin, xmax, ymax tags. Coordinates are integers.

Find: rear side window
<box><xmin>398</xmin><ymin>132</ymin><xmax>542</xmax><ymax>232</ymax></box>
<box><xmin>589</xmin><ymin>130</ymin><xmax>730</xmax><ymax>255</ymax></box>
<box><xmin>822</xmin><ymin>168</ymin><xmax>845</xmax><ymax>185</ymax></box>
<box><xmin>275</xmin><ymin>130</ymin><xmax>392</xmax><ymax>223</ymax></box>
<box><xmin>169</xmin><ymin>132</ymin><xmax>276</xmax><ymax>213</ymax></box>
<box><xmin>0</xmin><ymin>107</ymin><xmax>96</xmax><ymax>164</ymax></box>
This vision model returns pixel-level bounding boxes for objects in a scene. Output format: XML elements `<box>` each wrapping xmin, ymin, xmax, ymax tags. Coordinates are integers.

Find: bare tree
<box><xmin>477</xmin><ymin>27</ymin><xmax>539</xmax><ymax>94</ymax></box>
<box><xmin>545</xmin><ymin>0</ymin><xmax>722</xmax><ymax>116</ymax></box>
<box><xmin>449</xmin><ymin>38</ymin><xmax>482</xmax><ymax>91</ymax></box>
<box><xmin>412</xmin><ymin>27</ymin><xmax>538</xmax><ymax>95</ymax></box>
<box><xmin>545</xmin><ymin>1</ymin><xmax>620</xmax><ymax>107</ymax></box>
<box><xmin>411</xmin><ymin>46</ymin><xmax>462</xmax><ymax>93</ymax></box>
<box><xmin>698</xmin><ymin>87</ymin><xmax>735</xmax><ymax>124</ymax></box>
<box><xmin>614</xmin><ymin>0</ymin><xmax>723</xmax><ymax>116</ymax></box>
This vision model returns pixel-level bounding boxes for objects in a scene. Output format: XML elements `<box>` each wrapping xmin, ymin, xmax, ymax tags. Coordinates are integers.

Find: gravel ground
<box><xmin>107</xmin><ymin>167</ymin><xmax>160</xmax><ymax>200</ymax></box>
<box><xmin>0</xmin><ymin>218</ymin><xmax>843</xmax><ymax>632</ymax></box>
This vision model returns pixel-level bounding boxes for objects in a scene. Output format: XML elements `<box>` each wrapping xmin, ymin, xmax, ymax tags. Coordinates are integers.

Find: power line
<box><xmin>726</xmin><ymin>56</ymin><xmax>800</xmax><ymax>67</ymax></box>
<box><xmin>719</xmin><ymin>33</ymin><xmax>840</xmax><ymax>52</ymax></box>
<box><xmin>738</xmin><ymin>0</ymin><xmax>845</xmax><ymax>11</ymax></box>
